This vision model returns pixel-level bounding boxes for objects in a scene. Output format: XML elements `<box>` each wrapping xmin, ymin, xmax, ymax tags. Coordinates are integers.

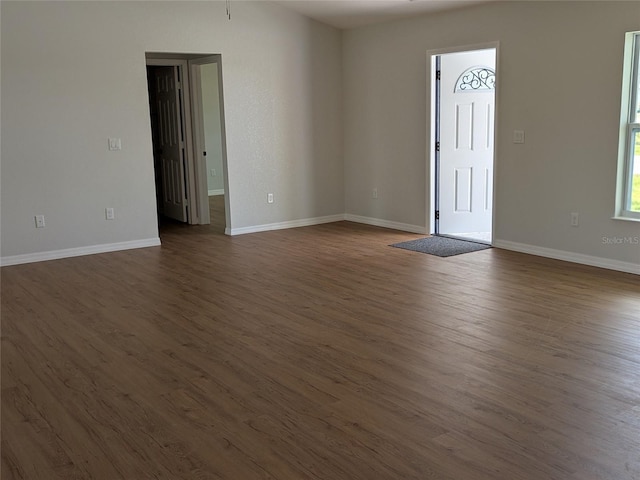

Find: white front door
<box><xmin>154</xmin><ymin>66</ymin><xmax>188</xmax><ymax>223</ymax></box>
<box><xmin>438</xmin><ymin>49</ymin><xmax>495</xmax><ymax>241</ymax></box>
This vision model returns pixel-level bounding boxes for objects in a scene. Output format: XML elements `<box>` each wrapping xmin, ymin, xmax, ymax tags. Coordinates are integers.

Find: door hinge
<box><xmin>436</xmin><ymin>70</ymin><xmax>441</xmax><ymax>80</ymax></box>
<box><xmin>436</xmin><ymin>141</ymin><xmax>440</xmax><ymax>152</ymax></box>
<box><xmin>435</xmin><ymin>210</ymin><xmax>440</xmax><ymax>220</ymax></box>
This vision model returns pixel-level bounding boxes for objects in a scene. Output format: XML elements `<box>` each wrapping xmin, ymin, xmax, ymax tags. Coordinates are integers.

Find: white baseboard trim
<box><xmin>344</xmin><ymin>214</ymin><xmax>428</xmax><ymax>235</ymax></box>
<box><xmin>1</xmin><ymin>238</ymin><xmax>161</xmax><ymax>267</ymax></box>
<box><xmin>493</xmin><ymin>239</ymin><xmax>640</xmax><ymax>275</ymax></box>
<box><xmin>208</xmin><ymin>189</ymin><xmax>225</xmax><ymax>196</ymax></box>
<box><xmin>228</xmin><ymin>214</ymin><xmax>345</xmax><ymax>236</ymax></box>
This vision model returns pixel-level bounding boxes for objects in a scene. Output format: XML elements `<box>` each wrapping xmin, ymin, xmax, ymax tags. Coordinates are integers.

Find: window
<box><xmin>454</xmin><ymin>66</ymin><xmax>496</xmax><ymax>92</ymax></box>
<box><xmin>617</xmin><ymin>32</ymin><xmax>640</xmax><ymax>219</ymax></box>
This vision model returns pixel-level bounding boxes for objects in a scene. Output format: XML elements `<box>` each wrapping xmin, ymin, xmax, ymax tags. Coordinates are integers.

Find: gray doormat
<box><xmin>391</xmin><ymin>236</ymin><xmax>491</xmax><ymax>257</ymax></box>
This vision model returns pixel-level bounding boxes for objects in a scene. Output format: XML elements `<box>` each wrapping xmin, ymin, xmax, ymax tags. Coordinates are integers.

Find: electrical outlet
<box><xmin>34</xmin><ymin>215</ymin><xmax>45</xmax><ymax>228</ymax></box>
<box><xmin>210</xmin><ymin>168</ymin><xmax>216</xmax><ymax>177</ymax></box>
<box><xmin>372</xmin><ymin>188</ymin><xmax>378</xmax><ymax>199</ymax></box>
<box><xmin>106</xmin><ymin>208</ymin><xmax>115</xmax><ymax>220</ymax></box>
<box><xmin>267</xmin><ymin>193</ymin><xmax>274</xmax><ymax>204</ymax></box>
<box><xmin>570</xmin><ymin>212</ymin><xmax>579</xmax><ymax>227</ymax></box>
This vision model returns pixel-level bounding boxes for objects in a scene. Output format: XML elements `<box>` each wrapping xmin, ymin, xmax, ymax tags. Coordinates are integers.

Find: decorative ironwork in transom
<box><xmin>455</xmin><ymin>67</ymin><xmax>495</xmax><ymax>92</ymax></box>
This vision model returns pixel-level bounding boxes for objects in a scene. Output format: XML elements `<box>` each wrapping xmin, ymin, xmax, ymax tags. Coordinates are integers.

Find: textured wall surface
<box><xmin>1</xmin><ymin>1</ymin><xmax>343</xmax><ymax>257</ymax></box>
<box><xmin>343</xmin><ymin>1</ymin><xmax>640</xmax><ymax>264</ymax></box>
<box><xmin>2</xmin><ymin>0</ymin><xmax>638</xmax><ymax>268</ymax></box>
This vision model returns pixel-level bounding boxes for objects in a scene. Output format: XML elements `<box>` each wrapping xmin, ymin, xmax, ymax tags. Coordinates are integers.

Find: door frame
<box><xmin>426</xmin><ymin>42</ymin><xmax>500</xmax><ymax>242</ymax></box>
<box><xmin>146</xmin><ymin>53</ymin><xmax>230</xmax><ymax>231</ymax></box>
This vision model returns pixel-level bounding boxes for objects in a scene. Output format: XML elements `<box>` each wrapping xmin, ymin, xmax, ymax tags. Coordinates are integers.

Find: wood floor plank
<box><xmin>2</xmin><ymin>207</ymin><xmax>639</xmax><ymax>479</ymax></box>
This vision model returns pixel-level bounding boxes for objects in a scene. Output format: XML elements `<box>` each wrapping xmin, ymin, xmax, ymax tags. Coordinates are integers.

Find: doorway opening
<box><xmin>429</xmin><ymin>46</ymin><xmax>497</xmax><ymax>244</ymax></box>
<box><xmin>146</xmin><ymin>53</ymin><xmax>230</xmax><ymax>235</ymax></box>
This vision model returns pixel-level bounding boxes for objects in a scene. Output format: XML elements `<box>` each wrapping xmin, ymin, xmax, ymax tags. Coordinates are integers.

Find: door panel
<box><xmin>439</xmin><ymin>49</ymin><xmax>495</xmax><ymax>238</ymax></box>
<box><xmin>455</xmin><ymin>103</ymin><xmax>473</xmax><ymax>150</ymax></box>
<box><xmin>485</xmin><ymin>104</ymin><xmax>493</xmax><ymax>149</ymax></box>
<box><xmin>454</xmin><ymin>167</ymin><xmax>472</xmax><ymax>212</ymax></box>
<box><xmin>154</xmin><ymin>66</ymin><xmax>188</xmax><ymax>222</ymax></box>
<box><xmin>484</xmin><ymin>168</ymin><xmax>491</xmax><ymax>210</ymax></box>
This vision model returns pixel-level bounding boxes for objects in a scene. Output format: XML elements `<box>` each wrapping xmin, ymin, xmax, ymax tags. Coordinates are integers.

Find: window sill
<box><xmin>612</xmin><ymin>216</ymin><xmax>640</xmax><ymax>222</ymax></box>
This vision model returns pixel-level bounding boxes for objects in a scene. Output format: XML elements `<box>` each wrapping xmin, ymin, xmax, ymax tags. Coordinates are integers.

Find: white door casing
<box><xmin>439</xmin><ymin>49</ymin><xmax>495</xmax><ymax>237</ymax></box>
<box><xmin>154</xmin><ymin>66</ymin><xmax>188</xmax><ymax>223</ymax></box>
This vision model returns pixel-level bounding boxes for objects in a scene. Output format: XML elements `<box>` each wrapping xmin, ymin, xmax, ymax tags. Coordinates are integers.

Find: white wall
<box><xmin>201</xmin><ymin>63</ymin><xmax>225</xmax><ymax>194</ymax></box>
<box><xmin>1</xmin><ymin>0</ymin><xmax>343</xmax><ymax>259</ymax></box>
<box><xmin>2</xmin><ymin>0</ymin><xmax>638</xmax><ymax>270</ymax></box>
<box><xmin>343</xmin><ymin>0</ymin><xmax>640</xmax><ymax>267</ymax></box>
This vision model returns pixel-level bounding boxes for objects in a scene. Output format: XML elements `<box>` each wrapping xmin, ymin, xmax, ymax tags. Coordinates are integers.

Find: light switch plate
<box><xmin>513</xmin><ymin>130</ymin><xmax>525</xmax><ymax>144</ymax></box>
<box><xmin>108</xmin><ymin>138</ymin><xmax>122</xmax><ymax>151</ymax></box>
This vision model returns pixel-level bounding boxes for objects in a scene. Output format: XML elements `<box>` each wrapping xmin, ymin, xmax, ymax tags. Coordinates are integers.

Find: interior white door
<box><xmin>439</xmin><ymin>49</ymin><xmax>495</xmax><ymax>238</ymax></box>
<box><xmin>154</xmin><ymin>66</ymin><xmax>188</xmax><ymax>222</ymax></box>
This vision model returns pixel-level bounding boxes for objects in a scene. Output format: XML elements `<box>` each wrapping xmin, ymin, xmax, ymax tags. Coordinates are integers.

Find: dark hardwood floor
<box><xmin>2</xmin><ymin>209</ymin><xmax>639</xmax><ymax>479</ymax></box>
<box><xmin>207</xmin><ymin>194</ymin><xmax>226</xmax><ymax>233</ymax></box>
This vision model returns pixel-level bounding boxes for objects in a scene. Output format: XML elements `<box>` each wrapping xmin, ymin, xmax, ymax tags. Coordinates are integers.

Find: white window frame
<box><xmin>616</xmin><ymin>32</ymin><xmax>640</xmax><ymax>220</ymax></box>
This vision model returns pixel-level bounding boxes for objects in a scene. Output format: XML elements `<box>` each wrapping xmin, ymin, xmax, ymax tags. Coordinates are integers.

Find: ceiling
<box><xmin>273</xmin><ymin>0</ymin><xmax>494</xmax><ymax>29</ymax></box>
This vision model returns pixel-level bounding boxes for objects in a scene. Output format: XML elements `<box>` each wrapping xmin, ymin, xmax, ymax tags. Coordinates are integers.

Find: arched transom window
<box><xmin>455</xmin><ymin>66</ymin><xmax>496</xmax><ymax>92</ymax></box>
